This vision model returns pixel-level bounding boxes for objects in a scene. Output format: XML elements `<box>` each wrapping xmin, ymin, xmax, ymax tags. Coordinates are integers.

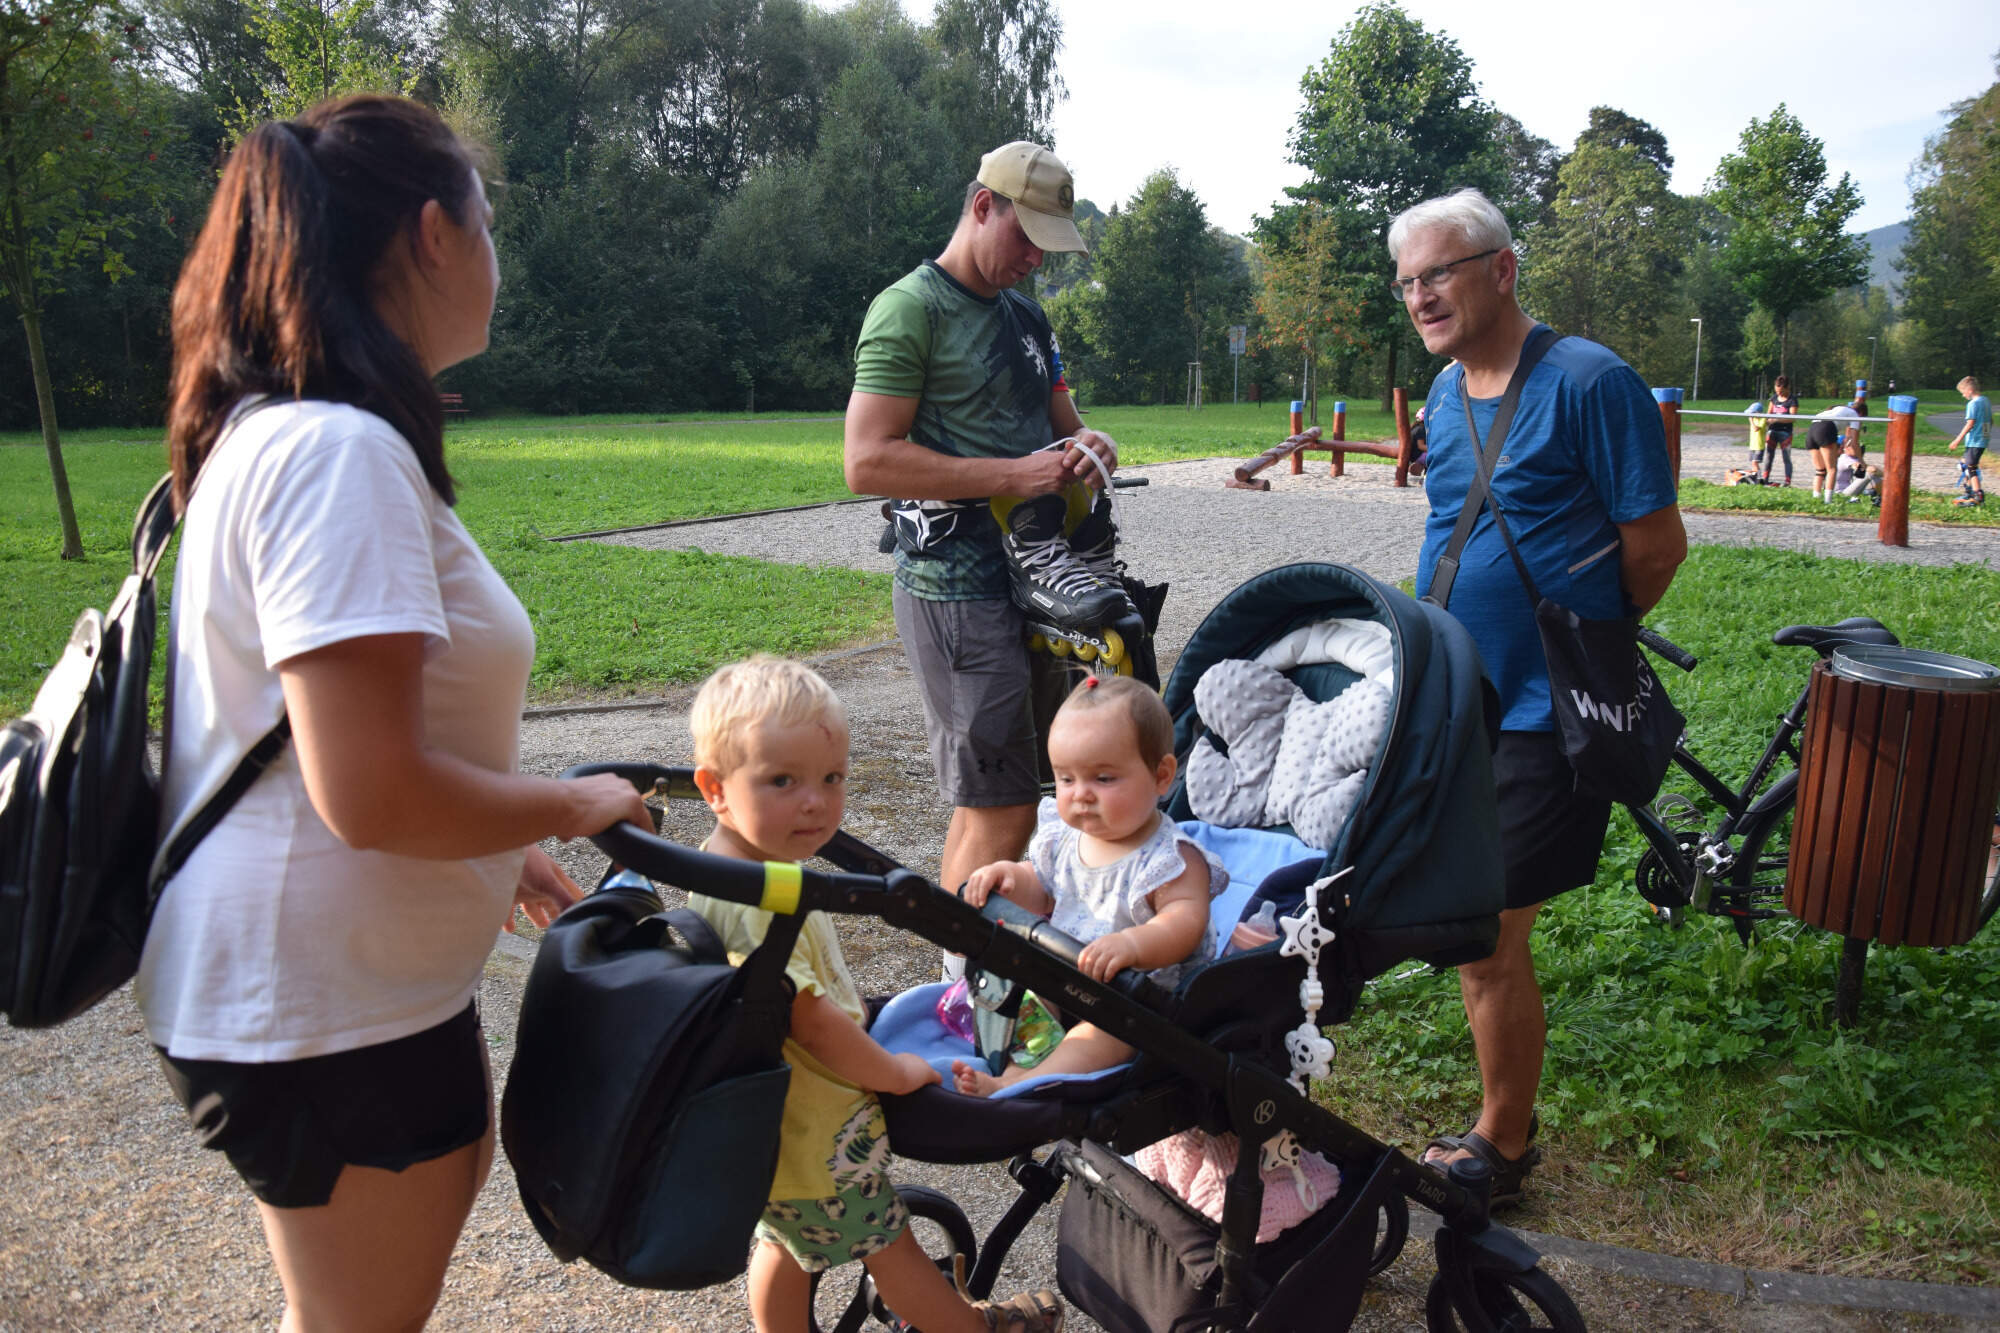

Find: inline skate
<box><xmin>992</xmin><ymin>485</ymin><xmax>1136</xmax><ymax>673</ymax></box>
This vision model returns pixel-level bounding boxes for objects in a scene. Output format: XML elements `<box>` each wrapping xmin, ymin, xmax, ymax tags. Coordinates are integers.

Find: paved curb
<box><xmin>1406</xmin><ymin>1211</ymin><xmax>2000</xmax><ymax>1316</ymax></box>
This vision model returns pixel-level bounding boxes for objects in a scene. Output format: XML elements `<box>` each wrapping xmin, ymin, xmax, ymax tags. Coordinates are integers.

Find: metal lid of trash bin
<box><xmin>1830</xmin><ymin>644</ymin><xmax>2000</xmax><ymax>692</ymax></box>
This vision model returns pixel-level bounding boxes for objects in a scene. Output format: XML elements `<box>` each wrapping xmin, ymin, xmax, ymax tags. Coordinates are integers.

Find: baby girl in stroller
<box><xmin>952</xmin><ymin>676</ymin><xmax>1226</xmax><ymax>1097</ymax></box>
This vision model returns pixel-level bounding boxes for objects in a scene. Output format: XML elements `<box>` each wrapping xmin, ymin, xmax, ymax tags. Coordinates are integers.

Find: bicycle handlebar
<box><xmin>1637</xmin><ymin>626</ymin><xmax>1698</xmax><ymax>672</ymax></box>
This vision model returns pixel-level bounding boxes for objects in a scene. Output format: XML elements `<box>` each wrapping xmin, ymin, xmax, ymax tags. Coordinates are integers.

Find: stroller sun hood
<box><xmin>1163</xmin><ymin>563</ymin><xmax>1505</xmax><ymax>958</ymax></box>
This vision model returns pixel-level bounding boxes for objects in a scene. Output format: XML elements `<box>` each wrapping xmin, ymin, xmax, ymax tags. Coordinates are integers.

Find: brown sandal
<box><xmin>975</xmin><ymin>1288</ymin><xmax>1065</xmax><ymax>1332</ymax></box>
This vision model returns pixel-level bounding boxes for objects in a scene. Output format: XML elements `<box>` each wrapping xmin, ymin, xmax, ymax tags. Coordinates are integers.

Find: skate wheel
<box><xmin>1076</xmin><ymin>641</ymin><xmax>1098</xmax><ymax>662</ymax></box>
<box><xmin>1049</xmin><ymin>638</ymin><xmax>1072</xmax><ymax>658</ymax></box>
<box><xmin>1100</xmin><ymin>628</ymin><xmax>1126</xmax><ymax>667</ymax></box>
<box><xmin>1028</xmin><ymin>634</ymin><xmax>1047</xmax><ymax>654</ymax></box>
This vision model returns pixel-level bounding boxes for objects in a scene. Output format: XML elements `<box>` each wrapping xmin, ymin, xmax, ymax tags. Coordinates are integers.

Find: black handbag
<box><xmin>501</xmin><ymin>874</ymin><xmax>800</xmax><ymax>1290</ymax></box>
<box><xmin>1423</xmin><ymin>326</ymin><xmax>1682</xmax><ymax>807</ymax></box>
<box><xmin>1</xmin><ymin>472</ymin><xmax>289</xmax><ymax>1029</ymax></box>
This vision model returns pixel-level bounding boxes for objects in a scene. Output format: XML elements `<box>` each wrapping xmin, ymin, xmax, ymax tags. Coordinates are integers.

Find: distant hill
<box><xmin>1863</xmin><ymin>221</ymin><xmax>1909</xmax><ymax>303</ymax></box>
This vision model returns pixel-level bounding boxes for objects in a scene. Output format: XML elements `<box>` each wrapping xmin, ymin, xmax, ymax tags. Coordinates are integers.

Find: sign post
<box><xmin>1228</xmin><ymin>325</ymin><xmax>1247</xmax><ymax>404</ymax></box>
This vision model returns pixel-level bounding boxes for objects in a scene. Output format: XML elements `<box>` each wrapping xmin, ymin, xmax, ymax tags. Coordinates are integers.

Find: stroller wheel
<box><xmin>1370</xmin><ymin>1193</ymin><xmax>1410</xmax><ymax>1277</ymax></box>
<box><xmin>1423</xmin><ymin>1263</ymin><xmax>1585</xmax><ymax>1333</ymax></box>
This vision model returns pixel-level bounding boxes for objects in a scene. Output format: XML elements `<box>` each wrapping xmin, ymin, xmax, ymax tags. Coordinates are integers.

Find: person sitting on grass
<box><xmin>1834</xmin><ymin>438</ymin><xmax>1881</xmax><ymax>504</ymax></box>
<box><xmin>1946</xmin><ymin>375</ymin><xmax>1989</xmax><ymax>508</ymax></box>
<box><xmin>952</xmin><ymin>675</ymin><xmax>1225</xmax><ymax>1098</ymax></box>
<box><xmin>687</xmin><ymin>656</ymin><xmax>1065</xmax><ymax>1333</ymax></box>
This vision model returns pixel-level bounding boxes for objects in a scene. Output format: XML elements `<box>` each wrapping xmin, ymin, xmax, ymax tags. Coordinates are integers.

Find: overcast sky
<box><xmin>839</xmin><ymin>0</ymin><xmax>1999</xmax><ymax>238</ymax></box>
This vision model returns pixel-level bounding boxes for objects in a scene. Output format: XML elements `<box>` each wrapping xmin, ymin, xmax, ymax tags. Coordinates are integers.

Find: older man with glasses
<box><xmin>1391</xmin><ymin>188</ymin><xmax>1687</xmax><ymax>1206</ymax></box>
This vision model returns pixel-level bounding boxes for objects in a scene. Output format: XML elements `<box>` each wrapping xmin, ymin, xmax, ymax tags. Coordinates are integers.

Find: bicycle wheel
<box><xmin>1719</xmin><ymin>775</ymin><xmax>1798</xmax><ymax>922</ymax></box>
<box><xmin>1423</xmin><ymin>1265</ymin><xmax>1585</xmax><ymax>1333</ymax></box>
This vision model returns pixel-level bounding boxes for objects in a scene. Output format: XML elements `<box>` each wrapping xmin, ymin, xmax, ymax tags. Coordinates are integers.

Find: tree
<box><xmin>925</xmin><ymin>0</ymin><xmax>1063</xmax><ymax>154</ymax></box>
<box><xmin>1899</xmin><ymin>57</ymin><xmax>2000</xmax><ymax>380</ymax></box>
<box><xmin>1531</xmin><ymin>140</ymin><xmax>1687</xmax><ymax>360</ymax></box>
<box><xmin>1489</xmin><ymin>110</ymin><xmax>1558</xmax><ymax>239</ymax></box>
<box><xmin>1</xmin><ymin>0</ymin><xmax>162</xmax><ymax>558</ymax></box>
<box><xmin>1572</xmin><ymin>105</ymin><xmax>1672</xmax><ymax>177</ymax></box>
<box><xmin>1709</xmin><ymin>104</ymin><xmax>1867</xmax><ymax>376</ymax></box>
<box><xmin>238</xmin><ymin>0</ymin><xmax>410</xmax><ymax>124</ymax></box>
<box><xmin>1081</xmin><ymin>169</ymin><xmax>1243</xmax><ymax>404</ymax></box>
<box><xmin>1254</xmin><ymin>200</ymin><xmax>1363</xmax><ymax>420</ymax></box>
<box><xmin>1266</xmin><ymin>2</ymin><xmax>1498</xmax><ymax>407</ymax></box>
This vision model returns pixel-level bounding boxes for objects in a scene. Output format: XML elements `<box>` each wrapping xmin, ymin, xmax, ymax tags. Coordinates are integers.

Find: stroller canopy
<box><xmin>1163</xmin><ymin>562</ymin><xmax>1503</xmax><ymax>947</ymax></box>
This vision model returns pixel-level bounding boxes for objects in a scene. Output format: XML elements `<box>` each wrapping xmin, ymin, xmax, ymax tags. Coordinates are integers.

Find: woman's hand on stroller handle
<box><xmin>559</xmin><ymin>770</ymin><xmax>654</xmax><ymax>839</ymax></box>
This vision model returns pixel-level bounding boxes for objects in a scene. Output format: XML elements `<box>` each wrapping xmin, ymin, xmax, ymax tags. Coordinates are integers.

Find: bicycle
<box><xmin>1627</xmin><ymin>617</ymin><xmax>2000</xmax><ymax>949</ymax></box>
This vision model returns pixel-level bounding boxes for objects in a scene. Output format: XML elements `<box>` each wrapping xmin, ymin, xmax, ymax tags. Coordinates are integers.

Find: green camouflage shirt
<box><xmin>852</xmin><ymin>261</ymin><xmax>1067</xmax><ymax>601</ymax></box>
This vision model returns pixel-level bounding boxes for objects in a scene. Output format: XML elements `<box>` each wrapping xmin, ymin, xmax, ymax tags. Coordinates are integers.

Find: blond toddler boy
<box><xmin>687</xmin><ymin>657</ymin><xmax>1064</xmax><ymax>1333</ymax></box>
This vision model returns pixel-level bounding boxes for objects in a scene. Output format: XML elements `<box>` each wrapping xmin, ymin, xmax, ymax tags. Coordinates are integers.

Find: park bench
<box><xmin>440</xmin><ymin>391</ymin><xmax>467</xmax><ymax>424</ymax></box>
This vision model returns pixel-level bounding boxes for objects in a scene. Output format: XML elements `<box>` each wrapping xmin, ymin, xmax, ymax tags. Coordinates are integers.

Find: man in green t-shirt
<box><xmin>845</xmin><ymin>141</ymin><xmax>1118</xmax><ymax>927</ymax></box>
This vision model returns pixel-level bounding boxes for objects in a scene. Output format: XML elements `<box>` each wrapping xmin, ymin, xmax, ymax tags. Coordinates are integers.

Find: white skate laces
<box><xmin>1010</xmin><ymin>527</ymin><xmax>1109</xmax><ymax>597</ymax></box>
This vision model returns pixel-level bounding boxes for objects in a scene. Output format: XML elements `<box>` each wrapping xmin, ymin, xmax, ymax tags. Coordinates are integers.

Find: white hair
<box><xmin>1386</xmin><ymin>188</ymin><xmax>1514</xmax><ymax>264</ymax></box>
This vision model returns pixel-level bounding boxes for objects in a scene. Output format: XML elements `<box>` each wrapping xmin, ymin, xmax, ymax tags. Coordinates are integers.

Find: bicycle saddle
<box><xmin>1771</xmin><ymin>617</ymin><xmax>1900</xmax><ymax>656</ymax></box>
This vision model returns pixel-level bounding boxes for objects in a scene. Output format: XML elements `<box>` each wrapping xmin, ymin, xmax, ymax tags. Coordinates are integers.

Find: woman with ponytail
<box><xmin>142</xmin><ymin>95</ymin><xmax>647</xmax><ymax>1331</ymax></box>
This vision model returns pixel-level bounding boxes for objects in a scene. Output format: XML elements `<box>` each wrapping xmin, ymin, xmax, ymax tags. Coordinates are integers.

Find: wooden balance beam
<box><xmin>1226</xmin><ymin>388</ymin><xmax>1418</xmax><ymax>490</ymax></box>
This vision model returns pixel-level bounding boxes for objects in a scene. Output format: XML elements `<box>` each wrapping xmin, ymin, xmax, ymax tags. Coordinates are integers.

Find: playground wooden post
<box><xmin>1878</xmin><ymin>394</ymin><xmax>1917</xmax><ymax>548</ymax></box>
<box><xmin>1653</xmin><ymin>387</ymin><xmax>1683</xmax><ymax>484</ymax></box>
<box><xmin>1329</xmin><ymin>401</ymin><xmax>1348</xmax><ymax>477</ymax></box>
<box><xmin>1392</xmin><ymin>388</ymin><xmax>1413</xmax><ymax>488</ymax></box>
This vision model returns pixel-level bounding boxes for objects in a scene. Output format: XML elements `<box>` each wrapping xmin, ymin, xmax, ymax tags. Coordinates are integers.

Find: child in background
<box><xmin>1947</xmin><ymin>375</ymin><xmax>1989</xmax><ymax>507</ymax></box>
<box><xmin>1834</xmin><ymin>438</ymin><xmax>1880</xmax><ymax>504</ymax></box>
<box><xmin>687</xmin><ymin>657</ymin><xmax>1064</xmax><ymax>1333</ymax></box>
<box><xmin>1744</xmin><ymin>399</ymin><xmax>1768</xmax><ymax>476</ymax></box>
<box><xmin>1764</xmin><ymin>375</ymin><xmax>1799</xmax><ymax>485</ymax></box>
<box><xmin>952</xmin><ymin>675</ymin><xmax>1225</xmax><ymax>1097</ymax></box>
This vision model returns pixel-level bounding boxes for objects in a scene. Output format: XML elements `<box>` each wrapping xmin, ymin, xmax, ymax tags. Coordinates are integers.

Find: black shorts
<box><xmin>1807</xmin><ymin>420</ymin><xmax>1840</xmax><ymax>451</ymax></box>
<box><xmin>1495</xmin><ymin>731</ymin><xmax>1612</xmax><ymax>910</ymax></box>
<box><xmin>156</xmin><ymin>1003</ymin><xmax>490</xmax><ymax>1209</ymax></box>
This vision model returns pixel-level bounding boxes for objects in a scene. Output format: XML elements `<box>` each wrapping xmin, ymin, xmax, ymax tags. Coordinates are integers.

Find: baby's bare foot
<box><xmin>950</xmin><ymin>1059</ymin><xmax>1000</xmax><ymax>1098</ymax></box>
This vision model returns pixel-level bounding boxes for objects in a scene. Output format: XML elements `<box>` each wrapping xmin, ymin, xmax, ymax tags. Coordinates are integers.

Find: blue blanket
<box><xmin>869</xmin><ymin>824</ymin><xmax>1320</xmax><ymax>1100</ymax></box>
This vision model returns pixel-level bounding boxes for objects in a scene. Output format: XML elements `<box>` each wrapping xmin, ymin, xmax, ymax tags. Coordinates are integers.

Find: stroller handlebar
<box><xmin>565</xmin><ymin>761</ymin><xmax>892</xmax><ymax>916</ymax></box>
<box><xmin>1637</xmin><ymin>625</ymin><xmax>1698</xmax><ymax>672</ymax></box>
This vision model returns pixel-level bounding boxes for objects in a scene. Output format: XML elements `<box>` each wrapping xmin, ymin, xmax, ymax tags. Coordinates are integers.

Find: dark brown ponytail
<box><xmin>167</xmin><ymin>95</ymin><xmax>479</xmax><ymax>508</ymax></box>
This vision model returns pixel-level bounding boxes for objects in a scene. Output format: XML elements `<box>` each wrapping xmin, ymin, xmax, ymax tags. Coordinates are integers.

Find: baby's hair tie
<box><xmin>1084</xmin><ymin>676</ymin><xmax>1100</xmax><ymax>689</ymax></box>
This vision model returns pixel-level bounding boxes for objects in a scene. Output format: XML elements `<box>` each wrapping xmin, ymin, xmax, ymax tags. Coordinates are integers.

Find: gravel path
<box><xmin>4</xmin><ymin>440</ymin><xmax>1995</xmax><ymax>1333</ymax></box>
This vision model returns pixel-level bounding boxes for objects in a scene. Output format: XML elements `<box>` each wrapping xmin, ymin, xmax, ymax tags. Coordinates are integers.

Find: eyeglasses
<box><xmin>1389</xmin><ymin>250</ymin><xmax>1500</xmax><ymax>301</ymax></box>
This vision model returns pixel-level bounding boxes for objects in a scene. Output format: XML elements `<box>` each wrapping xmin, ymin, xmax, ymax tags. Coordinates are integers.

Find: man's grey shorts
<box><xmin>893</xmin><ymin>587</ymin><xmax>1039</xmax><ymax>808</ymax></box>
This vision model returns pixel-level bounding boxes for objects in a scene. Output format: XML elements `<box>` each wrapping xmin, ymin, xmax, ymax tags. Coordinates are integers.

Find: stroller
<box><xmin>525</xmin><ymin>562</ymin><xmax>1588</xmax><ymax>1333</ymax></box>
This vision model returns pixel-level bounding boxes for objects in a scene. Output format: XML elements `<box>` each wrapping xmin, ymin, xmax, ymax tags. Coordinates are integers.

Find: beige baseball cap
<box><xmin>977</xmin><ymin>142</ymin><xmax>1087</xmax><ymax>254</ymax></box>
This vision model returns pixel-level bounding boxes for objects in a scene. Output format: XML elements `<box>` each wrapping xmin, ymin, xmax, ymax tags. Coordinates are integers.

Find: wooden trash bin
<box><xmin>1787</xmin><ymin>645</ymin><xmax>2000</xmax><ymax>949</ymax></box>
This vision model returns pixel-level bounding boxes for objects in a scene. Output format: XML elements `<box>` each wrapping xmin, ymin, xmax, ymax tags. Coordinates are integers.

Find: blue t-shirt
<box><xmin>1966</xmin><ymin>395</ymin><xmax>1991</xmax><ymax>451</ymax></box>
<box><xmin>1415</xmin><ymin>329</ymin><xmax>1680</xmax><ymax>732</ymax></box>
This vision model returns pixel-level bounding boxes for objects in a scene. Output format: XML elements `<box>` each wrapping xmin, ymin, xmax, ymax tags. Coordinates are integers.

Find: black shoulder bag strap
<box><xmin>1422</xmin><ymin>325</ymin><xmax>1563</xmax><ymax>611</ymax></box>
<box><xmin>149</xmin><ymin>400</ymin><xmax>294</xmax><ymax>905</ymax></box>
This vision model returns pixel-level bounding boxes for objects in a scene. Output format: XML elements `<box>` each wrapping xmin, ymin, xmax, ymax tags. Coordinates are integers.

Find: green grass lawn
<box><xmin>1334</xmin><ymin>545</ymin><xmax>2000</xmax><ymax>1280</ymax></box>
<box><xmin>1677</xmin><ymin>477</ymin><xmax>1999</xmax><ymax>525</ymax></box>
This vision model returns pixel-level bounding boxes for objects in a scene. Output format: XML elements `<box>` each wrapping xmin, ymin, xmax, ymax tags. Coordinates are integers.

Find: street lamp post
<box><xmin>1690</xmin><ymin>317</ymin><xmax>1703</xmax><ymax>405</ymax></box>
<box><xmin>1867</xmin><ymin>336</ymin><xmax>1879</xmax><ymax>390</ymax></box>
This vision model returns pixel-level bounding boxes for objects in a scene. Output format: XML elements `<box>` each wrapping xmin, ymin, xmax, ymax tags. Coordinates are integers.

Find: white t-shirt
<box><xmin>138</xmin><ymin>400</ymin><xmax>535</xmax><ymax>1062</ymax></box>
<box><xmin>1815</xmin><ymin>404</ymin><xmax>1861</xmax><ymax>425</ymax></box>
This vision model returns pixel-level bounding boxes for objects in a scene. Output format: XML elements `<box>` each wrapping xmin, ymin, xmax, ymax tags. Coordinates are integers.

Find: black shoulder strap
<box><xmin>150</xmin><ymin>398</ymin><xmax>295</xmax><ymax>903</ymax></box>
<box><xmin>1422</xmin><ymin>326</ymin><xmax>1562</xmax><ymax>611</ymax></box>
